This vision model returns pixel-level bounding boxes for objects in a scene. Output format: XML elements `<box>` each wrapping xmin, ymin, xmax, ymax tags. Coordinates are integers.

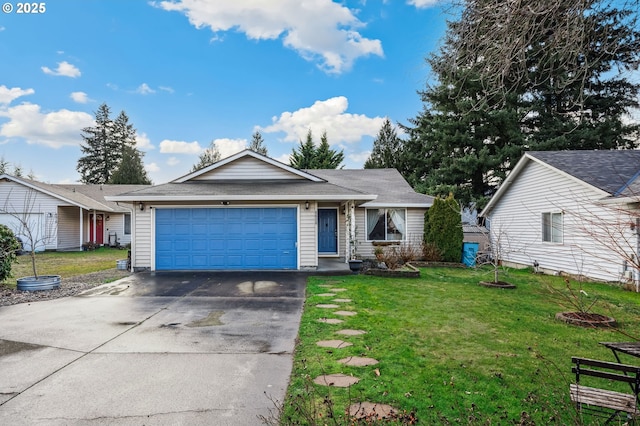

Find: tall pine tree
<box><xmin>364</xmin><ymin>118</ymin><xmax>403</xmax><ymax>170</ymax></box>
<box><xmin>248</xmin><ymin>130</ymin><xmax>268</xmax><ymax>155</ymax></box>
<box><xmin>77</xmin><ymin>104</ymin><xmax>144</xmax><ymax>184</ymax></box>
<box><xmin>190</xmin><ymin>141</ymin><xmax>221</xmax><ymax>172</ymax></box>
<box><xmin>110</xmin><ymin>145</ymin><xmax>152</xmax><ymax>184</ymax></box>
<box><xmin>401</xmin><ymin>0</ymin><xmax>640</xmax><ymax>209</ymax></box>
<box><xmin>290</xmin><ymin>130</ymin><xmax>344</xmax><ymax>169</ymax></box>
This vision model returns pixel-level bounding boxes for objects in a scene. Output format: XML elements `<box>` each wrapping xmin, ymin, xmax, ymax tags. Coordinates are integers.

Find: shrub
<box><xmin>422</xmin><ymin>242</ymin><xmax>443</xmax><ymax>262</ymax></box>
<box><xmin>397</xmin><ymin>241</ymin><xmax>419</xmax><ymax>264</ymax></box>
<box><xmin>380</xmin><ymin>246</ymin><xmax>401</xmax><ymax>270</ymax></box>
<box><xmin>0</xmin><ymin>224</ymin><xmax>20</xmax><ymax>281</ymax></box>
<box><xmin>424</xmin><ymin>193</ymin><xmax>463</xmax><ymax>262</ymax></box>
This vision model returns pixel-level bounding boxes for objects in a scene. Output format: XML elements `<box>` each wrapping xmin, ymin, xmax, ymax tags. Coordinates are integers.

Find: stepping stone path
<box><xmin>329</xmin><ymin>288</ymin><xmax>348</xmax><ymax>292</ymax></box>
<box><xmin>336</xmin><ymin>329</ymin><xmax>367</xmax><ymax>336</ymax></box>
<box><xmin>313</xmin><ymin>374</ymin><xmax>359</xmax><ymax>387</ymax></box>
<box><xmin>316</xmin><ymin>339</ymin><xmax>352</xmax><ymax>349</ymax></box>
<box><xmin>334</xmin><ymin>310</ymin><xmax>357</xmax><ymax>316</ymax></box>
<box><xmin>317</xmin><ymin>293</ymin><xmax>337</xmax><ymax>297</ymax></box>
<box><xmin>316</xmin><ymin>304</ymin><xmax>340</xmax><ymax>309</ymax></box>
<box><xmin>348</xmin><ymin>402</ymin><xmax>399</xmax><ymax>420</ymax></box>
<box><xmin>317</xmin><ymin>318</ymin><xmax>343</xmax><ymax>324</ymax></box>
<box><xmin>338</xmin><ymin>356</ymin><xmax>379</xmax><ymax>366</ymax></box>
<box><xmin>333</xmin><ymin>298</ymin><xmax>352</xmax><ymax>303</ymax></box>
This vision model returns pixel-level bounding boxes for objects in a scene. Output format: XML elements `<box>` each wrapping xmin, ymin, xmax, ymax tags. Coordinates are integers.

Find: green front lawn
<box><xmin>282</xmin><ymin>267</ymin><xmax>640</xmax><ymax>425</ymax></box>
<box><xmin>2</xmin><ymin>247</ymin><xmax>127</xmax><ymax>286</ymax></box>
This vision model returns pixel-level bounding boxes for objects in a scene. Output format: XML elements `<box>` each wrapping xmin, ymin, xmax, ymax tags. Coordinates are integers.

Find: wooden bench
<box><xmin>570</xmin><ymin>357</ymin><xmax>640</xmax><ymax>424</ymax></box>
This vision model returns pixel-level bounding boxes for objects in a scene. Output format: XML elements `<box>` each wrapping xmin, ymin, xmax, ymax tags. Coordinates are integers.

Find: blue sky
<box><xmin>0</xmin><ymin>0</ymin><xmax>449</xmax><ymax>184</ymax></box>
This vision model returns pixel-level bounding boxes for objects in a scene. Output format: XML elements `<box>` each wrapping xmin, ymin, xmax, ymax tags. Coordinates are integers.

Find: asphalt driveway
<box><xmin>0</xmin><ymin>271</ymin><xmax>308</xmax><ymax>425</ymax></box>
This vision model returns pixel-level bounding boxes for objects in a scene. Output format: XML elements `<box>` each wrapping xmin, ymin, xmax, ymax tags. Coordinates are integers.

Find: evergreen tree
<box><xmin>0</xmin><ymin>157</ymin><xmax>9</xmax><ymax>175</ymax></box>
<box><xmin>402</xmin><ymin>0</ymin><xmax>640</xmax><ymax>208</ymax></box>
<box><xmin>110</xmin><ymin>145</ymin><xmax>152</xmax><ymax>184</ymax></box>
<box><xmin>248</xmin><ymin>130</ymin><xmax>268</xmax><ymax>155</ymax></box>
<box><xmin>424</xmin><ymin>194</ymin><xmax>463</xmax><ymax>263</ymax></box>
<box><xmin>290</xmin><ymin>130</ymin><xmax>319</xmax><ymax>169</ymax></box>
<box><xmin>77</xmin><ymin>103</ymin><xmax>120</xmax><ymax>184</ymax></box>
<box><xmin>290</xmin><ymin>130</ymin><xmax>344</xmax><ymax>169</ymax></box>
<box><xmin>190</xmin><ymin>140</ymin><xmax>221</xmax><ymax>172</ymax></box>
<box><xmin>314</xmin><ymin>131</ymin><xmax>344</xmax><ymax>169</ymax></box>
<box><xmin>364</xmin><ymin>118</ymin><xmax>403</xmax><ymax>169</ymax></box>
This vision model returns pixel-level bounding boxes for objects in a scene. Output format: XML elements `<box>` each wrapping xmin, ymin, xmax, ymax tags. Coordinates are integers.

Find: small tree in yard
<box><xmin>424</xmin><ymin>194</ymin><xmax>463</xmax><ymax>263</ymax></box>
<box><xmin>0</xmin><ymin>224</ymin><xmax>20</xmax><ymax>282</ymax></box>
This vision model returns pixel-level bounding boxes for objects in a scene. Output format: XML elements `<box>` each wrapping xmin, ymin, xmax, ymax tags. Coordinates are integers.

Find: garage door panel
<box><xmin>155</xmin><ymin>208</ymin><xmax>297</xmax><ymax>270</ymax></box>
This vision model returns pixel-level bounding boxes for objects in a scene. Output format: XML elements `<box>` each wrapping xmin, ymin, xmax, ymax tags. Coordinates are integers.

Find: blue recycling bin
<box><xmin>462</xmin><ymin>242</ymin><xmax>480</xmax><ymax>267</ymax></box>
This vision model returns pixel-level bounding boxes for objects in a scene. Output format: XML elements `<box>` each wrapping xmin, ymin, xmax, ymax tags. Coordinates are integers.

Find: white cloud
<box><xmin>260</xmin><ymin>96</ymin><xmax>385</xmax><ymax>145</ymax></box>
<box><xmin>159</xmin><ymin>86</ymin><xmax>175</xmax><ymax>93</ymax></box>
<box><xmin>136</xmin><ymin>132</ymin><xmax>154</xmax><ymax>150</ymax></box>
<box><xmin>154</xmin><ymin>0</ymin><xmax>383</xmax><ymax>74</ymax></box>
<box><xmin>0</xmin><ymin>26</ymin><xmax>5</xmax><ymax>32</ymax></box>
<box><xmin>348</xmin><ymin>150</ymin><xmax>371</xmax><ymax>164</ymax></box>
<box><xmin>167</xmin><ymin>156</ymin><xmax>181</xmax><ymax>166</ymax></box>
<box><xmin>0</xmin><ymin>103</ymin><xmax>93</xmax><ymax>148</ymax></box>
<box><xmin>159</xmin><ymin>139</ymin><xmax>202</xmax><ymax>154</ymax></box>
<box><xmin>212</xmin><ymin>138</ymin><xmax>246</xmax><ymax>158</ymax></box>
<box><xmin>407</xmin><ymin>0</ymin><xmax>442</xmax><ymax>8</ymax></box>
<box><xmin>70</xmin><ymin>91</ymin><xmax>90</xmax><ymax>104</ymax></box>
<box><xmin>145</xmin><ymin>162</ymin><xmax>161</xmax><ymax>173</ymax></box>
<box><xmin>41</xmin><ymin>61</ymin><xmax>81</xmax><ymax>78</ymax></box>
<box><xmin>135</xmin><ymin>83</ymin><xmax>156</xmax><ymax>95</ymax></box>
<box><xmin>0</xmin><ymin>85</ymin><xmax>35</xmax><ymax>105</ymax></box>
<box><xmin>275</xmin><ymin>153</ymin><xmax>292</xmax><ymax>165</ymax></box>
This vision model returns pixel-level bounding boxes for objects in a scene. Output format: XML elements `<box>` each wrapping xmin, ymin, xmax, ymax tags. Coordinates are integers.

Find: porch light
<box><xmin>305</xmin><ymin>201</ymin><xmax>310</xmax><ymax>210</ymax></box>
<box><xmin>139</xmin><ymin>202</ymin><xmax>144</xmax><ymax>212</ymax></box>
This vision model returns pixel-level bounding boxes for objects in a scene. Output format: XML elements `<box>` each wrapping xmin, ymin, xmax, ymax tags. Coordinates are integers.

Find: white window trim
<box><xmin>542</xmin><ymin>212</ymin><xmax>563</xmax><ymax>244</ymax></box>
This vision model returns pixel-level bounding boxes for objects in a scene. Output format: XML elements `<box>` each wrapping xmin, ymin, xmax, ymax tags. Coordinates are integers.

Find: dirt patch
<box><xmin>555</xmin><ymin>312</ymin><xmax>616</xmax><ymax>328</ymax></box>
<box><xmin>348</xmin><ymin>402</ymin><xmax>399</xmax><ymax>420</ymax></box>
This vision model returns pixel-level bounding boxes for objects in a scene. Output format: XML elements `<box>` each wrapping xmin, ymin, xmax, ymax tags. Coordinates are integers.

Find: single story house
<box><xmin>0</xmin><ymin>174</ymin><xmax>148</xmax><ymax>251</ymax></box>
<box><xmin>480</xmin><ymin>150</ymin><xmax>640</xmax><ymax>283</ymax></box>
<box><xmin>106</xmin><ymin>150</ymin><xmax>434</xmax><ymax>271</ymax></box>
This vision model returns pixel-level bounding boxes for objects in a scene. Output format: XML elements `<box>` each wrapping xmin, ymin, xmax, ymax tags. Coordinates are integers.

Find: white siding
<box><xmin>105</xmin><ymin>213</ymin><xmax>132</xmax><ymax>247</ymax></box>
<box><xmin>489</xmin><ymin>161</ymin><xmax>635</xmax><ymax>282</ymax></box>
<box><xmin>193</xmin><ymin>157</ymin><xmax>304</xmax><ymax>181</ymax></box>
<box><xmin>353</xmin><ymin>207</ymin><xmax>427</xmax><ymax>259</ymax></box>
<box><xmin>299</xmin><ymin>202</ymin><xmax>317</xmax><ymax>269</ymax></box>
<box><xmin>0</xmin><ymin>180</ymin><xmax>62</xmax><ymax>250</ymax></box>
<box><xmin>57</xmin><ymin>206</ymin><xmax>81</xmax><ymax>250</ymax></box>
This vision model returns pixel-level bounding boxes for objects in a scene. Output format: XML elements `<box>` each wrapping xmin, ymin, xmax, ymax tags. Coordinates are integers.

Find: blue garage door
<box><xmin>155</xmin><ymin>208</ymin><xmax>297</xmax><ymax>270</ymax></box>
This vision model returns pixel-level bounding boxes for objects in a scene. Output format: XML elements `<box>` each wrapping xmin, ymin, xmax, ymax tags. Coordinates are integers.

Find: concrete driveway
<box><xmin>0</xmin><ymin>271</ymin><xmax>308</xmax><ymax>425</ymax></box>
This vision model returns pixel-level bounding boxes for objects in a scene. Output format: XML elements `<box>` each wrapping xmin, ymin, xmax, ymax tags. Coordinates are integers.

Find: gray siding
<box><xmin>105</xmin><ymin>213</ymin><xmax>132</xmax><ymax>247</ymax></box>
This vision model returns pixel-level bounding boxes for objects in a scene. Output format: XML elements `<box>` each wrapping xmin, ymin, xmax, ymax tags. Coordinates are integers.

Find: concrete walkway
<box><xmin>0</xmin><ymin>271</ymin><xmax>309</xmax><ymax>425</ymax></box>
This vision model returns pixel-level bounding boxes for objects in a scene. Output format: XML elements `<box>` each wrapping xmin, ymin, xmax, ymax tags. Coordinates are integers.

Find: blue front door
<box><xmin>318</xmin><ymin>209</ymin><xmax>337</xmax><ymax>253</ymax></box>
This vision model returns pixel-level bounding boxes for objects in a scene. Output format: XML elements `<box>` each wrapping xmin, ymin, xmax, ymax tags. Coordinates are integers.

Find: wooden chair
<box><xmin>570</xmin><ymin>357</ymin><xmax>639</xmax><ymax>424</ymax></box>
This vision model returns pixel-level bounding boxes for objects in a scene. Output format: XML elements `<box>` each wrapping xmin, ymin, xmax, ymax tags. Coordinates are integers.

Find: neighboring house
<box><xmin>0</xmin><ymin>174</ymin><xmax>148</xmax><ymax>251</ymax></box>
<box><xmin>106</xmin><ymin>150</ymin><xmax>434</xmax><ymax>271</ymax></box>
<box><xmin>480</xmin><ymin>150</ymin><xmax>640</xmax><ymax>283</ymax></box>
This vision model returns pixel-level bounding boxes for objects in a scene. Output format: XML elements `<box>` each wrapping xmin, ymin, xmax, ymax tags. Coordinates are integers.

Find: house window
<box><xmin>366</xmin><ymin>208</ymin><xmax>406</xmax><ymax>241</ymax></box>
<box><xmin>542</xmin><ymin>212</ymin><xmax>562</xmax><ymax>243</ymax></box>
<box><xmin>124</xmin><ymin>214</ymin><xmax>131</xmax><ymax>235</ymax></box>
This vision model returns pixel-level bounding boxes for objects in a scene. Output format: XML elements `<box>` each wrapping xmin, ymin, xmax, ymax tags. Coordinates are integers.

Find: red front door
<box><xmin>90</xmin><ymin>214</ymin><xmax>104</xmax><ymax>245</ymax></box>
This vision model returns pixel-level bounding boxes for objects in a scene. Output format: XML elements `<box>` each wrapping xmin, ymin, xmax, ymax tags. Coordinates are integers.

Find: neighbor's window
<box><xmin>124</xmin><ymin>213</ymin><xmax>131</xmax><ymax>235</ymax></box>
<box><xmin>366</xmin><ymin>208</ymin><xmax>406</xmax><ymax>241</ymax></box>
<box><xmin>542</xmin><ymin>212</ymin><xmax>562</xmax><ymax>243</ymax></box>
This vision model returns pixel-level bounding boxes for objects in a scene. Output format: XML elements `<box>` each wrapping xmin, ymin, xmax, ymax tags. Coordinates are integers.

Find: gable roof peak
<box><xmin>172</xmin><ymin>149</ymin><xmax>324</xmax><ymax>183</ymax></box>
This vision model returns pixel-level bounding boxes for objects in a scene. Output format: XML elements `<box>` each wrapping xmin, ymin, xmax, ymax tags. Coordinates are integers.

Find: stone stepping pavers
<box><xmin>313</xmin><ymin>374</ymin><xmax>359</xmax><ymax>387</ymax></box>
<box><xmin>329</xmin><ymin>288</ymin><xmax>348</xmax><ymax>292</ymax></box>
<box><xmin>316</xmin><ymin>304</ymin><xmax>340</xmax><ymax>308</ymax></box>
<box><xmin>334</xmin><ymin>310</ymin><xmax>357</xmax><ymax>316</ymax></box>
<box><xmin>317</xmin><ymin>318</ymin><xmax>343</xmax><ymax>324</ymax></box>
<box><xmin>336</xmin><ymin>329</ymin><xmax>367</xmax><ymax>336</ymax></box>
<box><xmin>316</xmin><ymin>339</ymin><xmax>352</xmax><ymax>349</ymax></box>
<box><xmin>338</xmin><ymin>356</ymin><xmax>379</xmax><ymax>366</ymax></box>
<box><xmin>333</xmin><ymin>298</ymin><xmax>352</xmax><ymax>303</ymax></box>
<box><xmin>348</xmin><ymin>402</ymin><xmax>398</xmax><ymax>420</ymax></box>
<box><xmin>317</xmin><ymin>293</ymin><xmax>337</xmax><ymax>297</ymax></box>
